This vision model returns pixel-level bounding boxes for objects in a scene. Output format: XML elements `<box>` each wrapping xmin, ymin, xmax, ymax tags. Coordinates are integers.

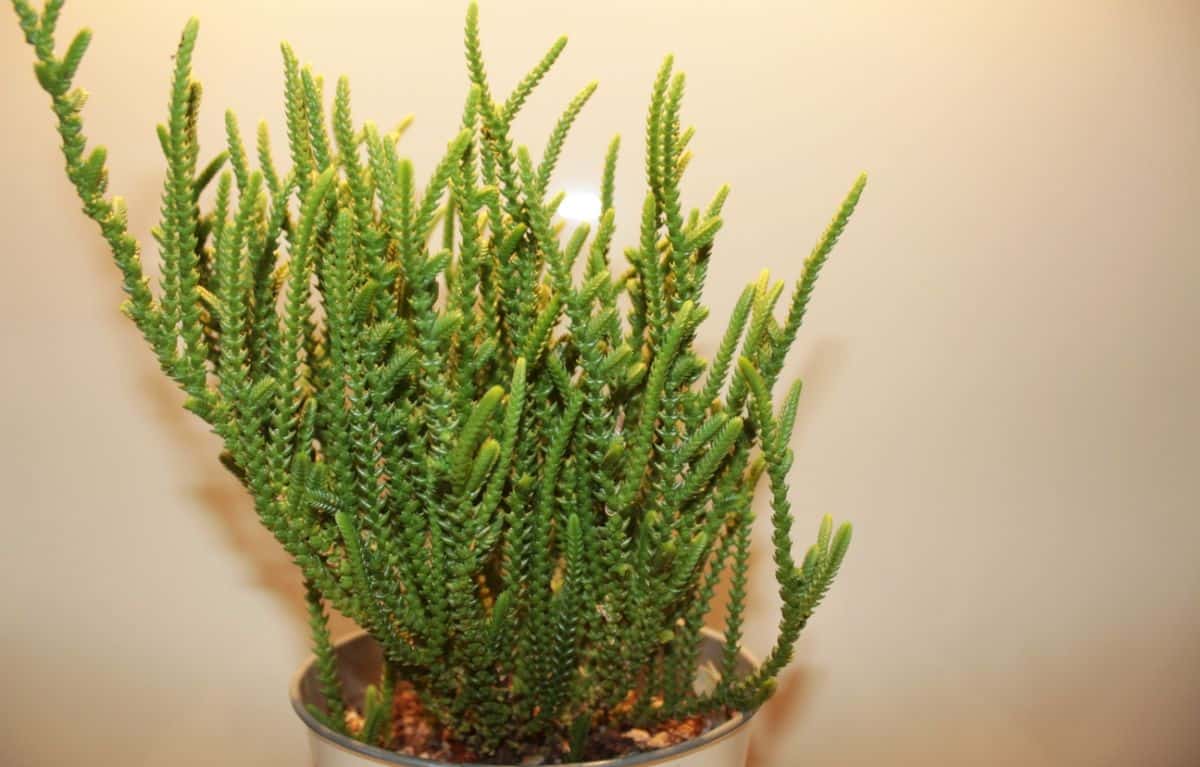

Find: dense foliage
<box><xmin>13</xmin><ymin>0</ymin><xmax>865</xmax><ymax>760</ymax></box>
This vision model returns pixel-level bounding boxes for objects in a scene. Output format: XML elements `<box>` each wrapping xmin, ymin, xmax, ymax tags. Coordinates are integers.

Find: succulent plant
<box><xmin>12</xmin><ymin>0</ymin><xmax>865</xmax><ymax>760</ymax></box>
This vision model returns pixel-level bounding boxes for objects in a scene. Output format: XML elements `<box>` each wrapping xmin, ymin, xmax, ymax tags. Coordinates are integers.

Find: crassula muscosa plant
<box><xmin>12</xmin><ymin>0</ymin><xmax>865</xmax><ymax>760</ymax></box>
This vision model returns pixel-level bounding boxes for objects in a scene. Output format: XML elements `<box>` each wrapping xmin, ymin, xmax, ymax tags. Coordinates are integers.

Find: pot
<box><xmin>290</xmin><ymin>628</ymin><xmax>759</xmax><ymax>767</ymax></box>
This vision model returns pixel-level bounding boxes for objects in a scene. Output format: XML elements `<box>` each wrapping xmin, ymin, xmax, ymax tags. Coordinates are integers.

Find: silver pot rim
<box><xmin>289</xmin><ymin>626</ymin><xmax>759</xmax><ymax>767</ymax></box>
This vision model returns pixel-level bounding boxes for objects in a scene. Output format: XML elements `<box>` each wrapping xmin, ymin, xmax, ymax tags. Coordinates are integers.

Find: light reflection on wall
<box><xmin>556</xmin><ymin>188</ymin><xmax>602</xmax><ymax>225</ymax></box>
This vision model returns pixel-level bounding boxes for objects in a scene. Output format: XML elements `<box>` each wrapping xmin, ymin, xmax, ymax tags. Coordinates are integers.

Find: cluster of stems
<box><xmin>13</xmin><ymin>0</ymin><xmax>864</xmax><ymax>760</ymax></box>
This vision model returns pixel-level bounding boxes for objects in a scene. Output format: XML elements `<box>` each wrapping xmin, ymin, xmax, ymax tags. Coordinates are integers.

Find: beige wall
<box><xmin>3</xmin><ymin>1</ymin><xmax>1198</xmax><ymax>765</ymax></box>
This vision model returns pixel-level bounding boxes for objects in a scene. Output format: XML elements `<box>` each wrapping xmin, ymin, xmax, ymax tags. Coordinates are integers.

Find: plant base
<box><xmin>290</xmin><ymin>629</ymin><xmax>758</xmax><ymax>767</ymax></box>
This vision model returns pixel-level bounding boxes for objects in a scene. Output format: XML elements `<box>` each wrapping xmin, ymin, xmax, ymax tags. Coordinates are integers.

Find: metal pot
<box><xmin>290</xmin><ymin>628</ymin><xmax>758</xmax><ymax>767</ymax></box>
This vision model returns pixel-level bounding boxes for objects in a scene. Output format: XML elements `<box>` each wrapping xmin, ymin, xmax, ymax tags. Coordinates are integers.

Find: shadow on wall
<box><xmin>746</xmin><ymin>666</ymin><xmax>818</xmax><ymax>767</ymax></box>
<box><xmin>130</xmin><ymin>335</ymin><xmax>359</xmax><ymax>640</ymax></box>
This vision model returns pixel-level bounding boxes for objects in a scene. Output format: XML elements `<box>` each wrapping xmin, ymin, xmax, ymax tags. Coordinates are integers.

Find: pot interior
<box><xmin>291</xmin><ymin>628</ymin><xmax>757</xmax><ymax>767</ymax></box>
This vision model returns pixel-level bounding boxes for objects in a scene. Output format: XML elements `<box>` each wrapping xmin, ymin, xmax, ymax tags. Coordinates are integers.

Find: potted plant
<box><xmin>11</xmin><ymin>1</ymin><xmax>866</xmax><ymax>764</ymax></box>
